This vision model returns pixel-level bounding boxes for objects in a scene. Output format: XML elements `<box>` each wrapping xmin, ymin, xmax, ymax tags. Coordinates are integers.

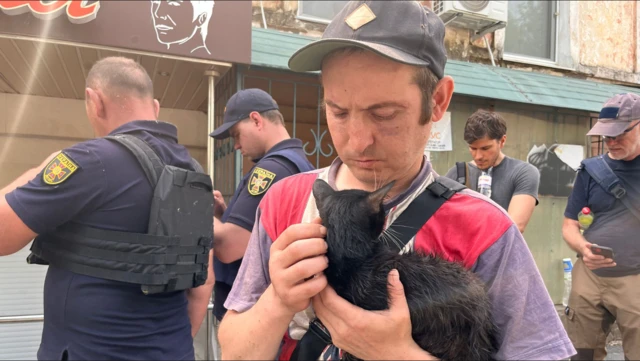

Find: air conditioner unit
<box><xmin>434</xmin><ymin>1</ymin><xmax>508</xmax><ymax>36</ymax></box>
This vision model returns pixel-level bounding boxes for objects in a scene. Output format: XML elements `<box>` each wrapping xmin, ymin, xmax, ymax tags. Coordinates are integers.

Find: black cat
<box><xmin>312</xmin><ymin>179</ymin><xmax>498</xmax><ymax>361</ymax></box>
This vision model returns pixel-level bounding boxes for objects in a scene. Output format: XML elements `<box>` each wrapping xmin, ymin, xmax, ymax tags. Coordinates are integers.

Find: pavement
<box><xmin>604</xmin><ymin>323</ymin><xmax>624</xmax><ymax>360</ymax></box>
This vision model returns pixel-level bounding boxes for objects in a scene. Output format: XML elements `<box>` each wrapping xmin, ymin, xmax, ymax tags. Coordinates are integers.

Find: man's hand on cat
<box><xmin>269</xmin><ymin>217</ymin><xmax>329</xmax><ymax>317</ymax></box>
<box><xmin>312</xmin><ymin>269</ymin><xmax>439</xmax><ymax>360</ymax></box>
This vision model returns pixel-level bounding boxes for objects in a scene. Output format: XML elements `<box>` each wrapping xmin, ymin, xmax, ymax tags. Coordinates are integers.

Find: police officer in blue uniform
<box><xmin>209</xmin><ymin>88</ymin><xmax>315</xmax><ymax>325</ymax></box>
<box><xmin>0</xmin><ymin>57</ymin><xmax>214</xmax><ymax>360</ymax></box>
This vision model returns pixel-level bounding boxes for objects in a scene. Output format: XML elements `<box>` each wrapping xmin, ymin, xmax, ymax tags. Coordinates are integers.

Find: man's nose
<box><xmin>347</xmin><ymin>116</ymin><xmax>374</xmax><ymax>153</ymax></box>
<box><xmin>234</xmin><ymin>143</ymin><xmax>241</xmax><ymax>151</ymax></box>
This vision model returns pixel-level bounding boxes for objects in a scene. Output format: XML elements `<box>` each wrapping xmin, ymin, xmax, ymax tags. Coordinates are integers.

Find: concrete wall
<box><xmin>578</xmin><ymin>1</ymin><xmax>637</xmax><ymax>73</ymax></box>
<box><xmin>0</xmin><ymin>93</ymin><xmax>208</xmax><ymax>188</ymax></box>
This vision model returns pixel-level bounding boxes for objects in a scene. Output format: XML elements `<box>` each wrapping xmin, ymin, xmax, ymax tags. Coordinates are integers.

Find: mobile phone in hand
<box><xmin>591</xmin><ymin>245</ymin><xmax>614</xmax><ymax>259</ymax></box>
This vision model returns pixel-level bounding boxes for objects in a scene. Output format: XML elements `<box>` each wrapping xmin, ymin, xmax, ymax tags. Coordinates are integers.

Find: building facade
<box><xmin>0</xmin><ymin>1</ymin><xmax>638</xmax><ymax>360</ymax></box>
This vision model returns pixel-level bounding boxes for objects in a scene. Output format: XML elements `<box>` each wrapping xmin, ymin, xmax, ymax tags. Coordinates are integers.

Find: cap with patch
<box><xmin>209</xmin><ymin>88</ymin><xmax>279</xmax><ymax>139</ymax></box>
<box><xmin>288</xmin><ymin>1</ymin><xmax>447</xmax><ymax>79</ymax></box>
<box><xmin>588</xmin><ymin>93</ymin><xmax>640</xmax><ymax>137</ymax></box>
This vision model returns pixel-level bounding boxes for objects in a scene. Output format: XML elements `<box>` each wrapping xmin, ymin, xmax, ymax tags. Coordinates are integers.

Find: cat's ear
<box><xmin>312</xmin><ymin>179</ymin><xmax>334</xmax><ymax>209</ymax></box>
<box><xmin>367</xmin><ymin>181</ymin><xmax>395</xmax><ymax>210</ymax></box>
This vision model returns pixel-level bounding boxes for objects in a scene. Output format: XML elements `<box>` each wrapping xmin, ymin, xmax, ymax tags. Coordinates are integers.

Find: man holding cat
<box><xmin>218</xmin><ymin>1</ymin><xmax>576</xmax><ymax>360</ymax></box>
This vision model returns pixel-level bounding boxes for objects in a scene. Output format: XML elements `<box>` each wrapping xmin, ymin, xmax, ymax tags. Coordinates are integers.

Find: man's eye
<box><xmin>372</xmin><ymin>112</ymin><xmax>396</xmax><ymax>121</ymax></box>
<box><xmin>333</xmin><ymin>112</ymin><xmax>347</xmax><ymax>119</ymax></box>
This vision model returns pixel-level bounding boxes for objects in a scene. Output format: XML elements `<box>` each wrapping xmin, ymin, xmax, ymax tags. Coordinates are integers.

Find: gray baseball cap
<box><xmin>288</xmin><ymin>1</ymin><xmax>447</xmax><ymax>79</ymax></box>
<box><xmin>588</xmin><ymin>93</ymin><xmax>640</xmax><ymax>137</ymax></box>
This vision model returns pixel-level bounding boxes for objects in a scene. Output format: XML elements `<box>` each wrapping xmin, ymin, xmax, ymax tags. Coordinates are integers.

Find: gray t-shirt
<box><xmin>445</xmin><ymin>156</ymin><xmax>540</xmax><ymax>211</ymax></box>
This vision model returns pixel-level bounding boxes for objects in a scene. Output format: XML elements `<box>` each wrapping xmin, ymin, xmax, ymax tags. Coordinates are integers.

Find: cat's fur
<box><xmin>312</xmin><ymin>179</ymin><xmax>498</xmax><ymax>361</ymax></box>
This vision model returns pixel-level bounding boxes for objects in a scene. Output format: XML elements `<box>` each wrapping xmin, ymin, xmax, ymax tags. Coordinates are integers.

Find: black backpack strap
<box><xmin>455</xmin><ymin>161</ymin><xmax>471</xmax><ymax>188</ymax></box>
<box><xmin>288</xmin><ymin>318</ymin><xmax>333</xmax><ymax>361</ymax></box>
<box><xmin>104</xmin><ymin>134</ymin><xmax>165</xmax><ymax>186</ymax></box>
<box><xmin>580</xmin><ymin>155</ymin><xmax>626</xmax><ymax>199</ymax></box>
<box><xmin>581</xmin><ymin>155</ymin><xmax>640</xmax><ymax>222</ymax></box>
<box><xmin>455</xmin><ymin>161</ymin><xmax>466</xmax><ymax>185</ymax></box>
<box><xmin>190</xmin><ymin>157</ymin><xmax>205</xmax><ymax>173</ymax></box>
<box><xmin>289</xmin><ymin>176</ymin><xmax>465</xmax><ymax>361</ymax></box>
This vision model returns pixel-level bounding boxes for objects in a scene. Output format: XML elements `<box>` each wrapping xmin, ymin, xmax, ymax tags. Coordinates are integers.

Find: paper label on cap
<box><xmin>345</xmin><ymin>3</ymin><xmax>376</xmax><ymax>31</ymax></box>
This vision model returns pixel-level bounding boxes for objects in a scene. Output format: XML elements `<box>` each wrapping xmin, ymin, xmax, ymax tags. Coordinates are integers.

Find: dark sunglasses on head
<box><xmin>603</xmin><ymin>121</ymin><xmax>640</xmax><ymax>141</ymax></box>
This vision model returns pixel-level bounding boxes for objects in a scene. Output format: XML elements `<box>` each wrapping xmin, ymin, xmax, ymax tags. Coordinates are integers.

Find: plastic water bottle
<box><xmin>478</xmin><ymin>167</ymin><xmax>493</xmax><ymax>198</ymax></box>
<box><xmin>578</xmin><ymin>207</ymin><xmax>594</xmax><ymax>231</ymax></box>
<box><xmin>562</xmin><ymin>258</ymin><xmax>573</xmax><ymax>307</ymax></box>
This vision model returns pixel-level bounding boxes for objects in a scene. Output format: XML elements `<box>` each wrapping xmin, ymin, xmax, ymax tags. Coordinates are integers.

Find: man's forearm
<box><xmin>213</xmin><ymin>217</ymin><xmax>251</xmax><ymax>263</ymax></box>
<box><xmin>186</xmin><ymin>283</ymin><xmax>213</xmax><ymax>337</ymax></box>
<box><xmin>562</xmin><ymin>218</ymin><xmax>587</xmax><ymax>255</ymax></box>
<box><xmin>219</xmin><ymin>285</ymin><xmax>294</xmax><ymax>360</ymax></box>
<box><xmin>186</xmin><ymin>250</ymin><xmax>215</xmax><ymax>337</ymax></box>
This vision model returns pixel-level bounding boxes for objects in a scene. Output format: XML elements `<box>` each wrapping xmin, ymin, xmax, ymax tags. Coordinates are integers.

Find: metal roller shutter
<box><xmin>0</xmin><ymin>241</ymin><xmax>47</xmax><ymax>360</ymax></box>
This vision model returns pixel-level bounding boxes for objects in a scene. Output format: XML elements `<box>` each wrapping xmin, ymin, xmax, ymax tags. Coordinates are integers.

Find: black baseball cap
<box><xmin>288</xmin><ymin>0</ymin><xmax>447</xmax><ymax>79</ymax></box>
<box><xmin>209</xmin><ymin>88</ymin><xmax>279</xmax><ymax>139</ymax></box>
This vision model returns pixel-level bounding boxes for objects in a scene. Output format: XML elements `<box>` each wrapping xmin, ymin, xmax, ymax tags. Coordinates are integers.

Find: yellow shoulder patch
<box><xmin>43</xmin><ymin>152</ymin><xmax>79</xmax><ymax>185</ymax></box>
<box><xmin>248</xmin><ymin>167</ymin><xmax>276</xmax><ymax>196</ymax></box>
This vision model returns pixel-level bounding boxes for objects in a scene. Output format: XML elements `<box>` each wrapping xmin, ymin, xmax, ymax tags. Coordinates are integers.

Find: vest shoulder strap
<box><xmin>104</xmin><ymin>134</ymin><xmax>165</xmax><ymax>187</ymax></box>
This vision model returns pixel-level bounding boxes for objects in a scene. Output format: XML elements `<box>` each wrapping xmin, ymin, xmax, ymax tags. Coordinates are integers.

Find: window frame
<box><xmin>503</xmin><ymin>0</ymin><xmax>560</xmax><ymax>66</ymax></box>
<box><xmin>295</xmin><ymin>0</ymin><xmax>347</xmax><ymax>24</ymax></box>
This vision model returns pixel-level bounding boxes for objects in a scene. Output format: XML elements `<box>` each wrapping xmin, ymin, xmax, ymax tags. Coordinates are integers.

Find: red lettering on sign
<box><xmin>24</xmin><ymin>1</ymin><xmax>68</xmax><ymax>15</ymax></box>
<box><xmin>0</xmin><ymin>1</ymin><xmax>100</xmax><ymax>24</ymax></box>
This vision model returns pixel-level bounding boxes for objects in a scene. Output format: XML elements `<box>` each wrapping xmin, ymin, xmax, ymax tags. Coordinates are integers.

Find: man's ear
<box><xmin>499</xmin><ymin>134</ymin><xmax>507</xmax><ymax>148</ymax></box>
<box><xmin>153</xmin><ymin>99</ymin><xmax>160</xmax><ymax>118</ymax></box>
<box><xmin>250</xmin><ymin>111</ymin><xmax>264</xmax><ymax>129</ymax></box>
<box><xmin>430</xmin><ymin>76</ymin><xmax>455</xmax><ymax>123</ymax></box>
<box><xmin>85</xmin><ymin>88</ymin><xmax>105</xmax><ymax>119</ymax></box>
<box><xmin>196</xmin><ymin>13</ymin><xmax>207</xmax><ymax>27</ymax></box>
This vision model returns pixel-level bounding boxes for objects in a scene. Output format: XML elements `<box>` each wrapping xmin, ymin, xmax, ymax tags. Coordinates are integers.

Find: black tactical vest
<box><xmin>27</xmin><ymin>134</ymin><xmax>214</xmax><ymax>295</ymax></box>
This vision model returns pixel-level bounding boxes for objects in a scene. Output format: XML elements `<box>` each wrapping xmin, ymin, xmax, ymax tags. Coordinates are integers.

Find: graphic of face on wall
<box><xmin>150</xmin><ymin>0</ymin><xmax>214</xmax><ymax>55</ymax></box>
<box><xmin>527</xmin><ymin>144</ymin><xmax>583</xmax><ymax>197</ymax></box>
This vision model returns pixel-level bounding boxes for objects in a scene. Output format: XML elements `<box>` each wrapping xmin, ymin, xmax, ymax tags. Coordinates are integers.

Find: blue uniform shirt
<box><xmin>6</xmin><ymin>121</ymin><xmax>196</xmax><ymax>360</ymax></box>
<box><xmin>213</xmin><ymin>139</ymin><xmax>313</xmax><ymax>320</ymax></box>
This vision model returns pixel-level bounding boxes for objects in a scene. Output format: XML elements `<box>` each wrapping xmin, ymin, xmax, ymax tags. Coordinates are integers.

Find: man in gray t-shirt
<box><xmin>445</xmin><ymin>109</ymin><xmax>540</xmax><ymax>233</ymax></box>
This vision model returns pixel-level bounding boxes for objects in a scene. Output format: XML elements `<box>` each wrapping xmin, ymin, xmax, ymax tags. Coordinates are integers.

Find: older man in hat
<box><xmin>562</xmin><ymin>92</ymin><xmax>640</xmax><ymax>361</ymax></box>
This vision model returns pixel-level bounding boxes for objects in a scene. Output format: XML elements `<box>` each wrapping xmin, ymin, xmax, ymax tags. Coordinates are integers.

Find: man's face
<box><xmin>468</xmin><ymin>135</ymin><xmax>505</xmax><ymax>170</ymax></box>
<box><xmin>321</xmin><ymin>50</ymin><xmax>430</xmax><ymax>189</ymax></box>
<box><xmin>229</xmin><ymin>118</ymin><xmax>263</xmax><ymax>161</ymax></box>
<box><xmin>604</xmin><ymin>120</ymin><xmax>640</xmax><ymax>161</ymax></box>
<box><xmin>151</xmin><ymin>0</ymin><xmax>198</xmax><ymax>45</ymax></box>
